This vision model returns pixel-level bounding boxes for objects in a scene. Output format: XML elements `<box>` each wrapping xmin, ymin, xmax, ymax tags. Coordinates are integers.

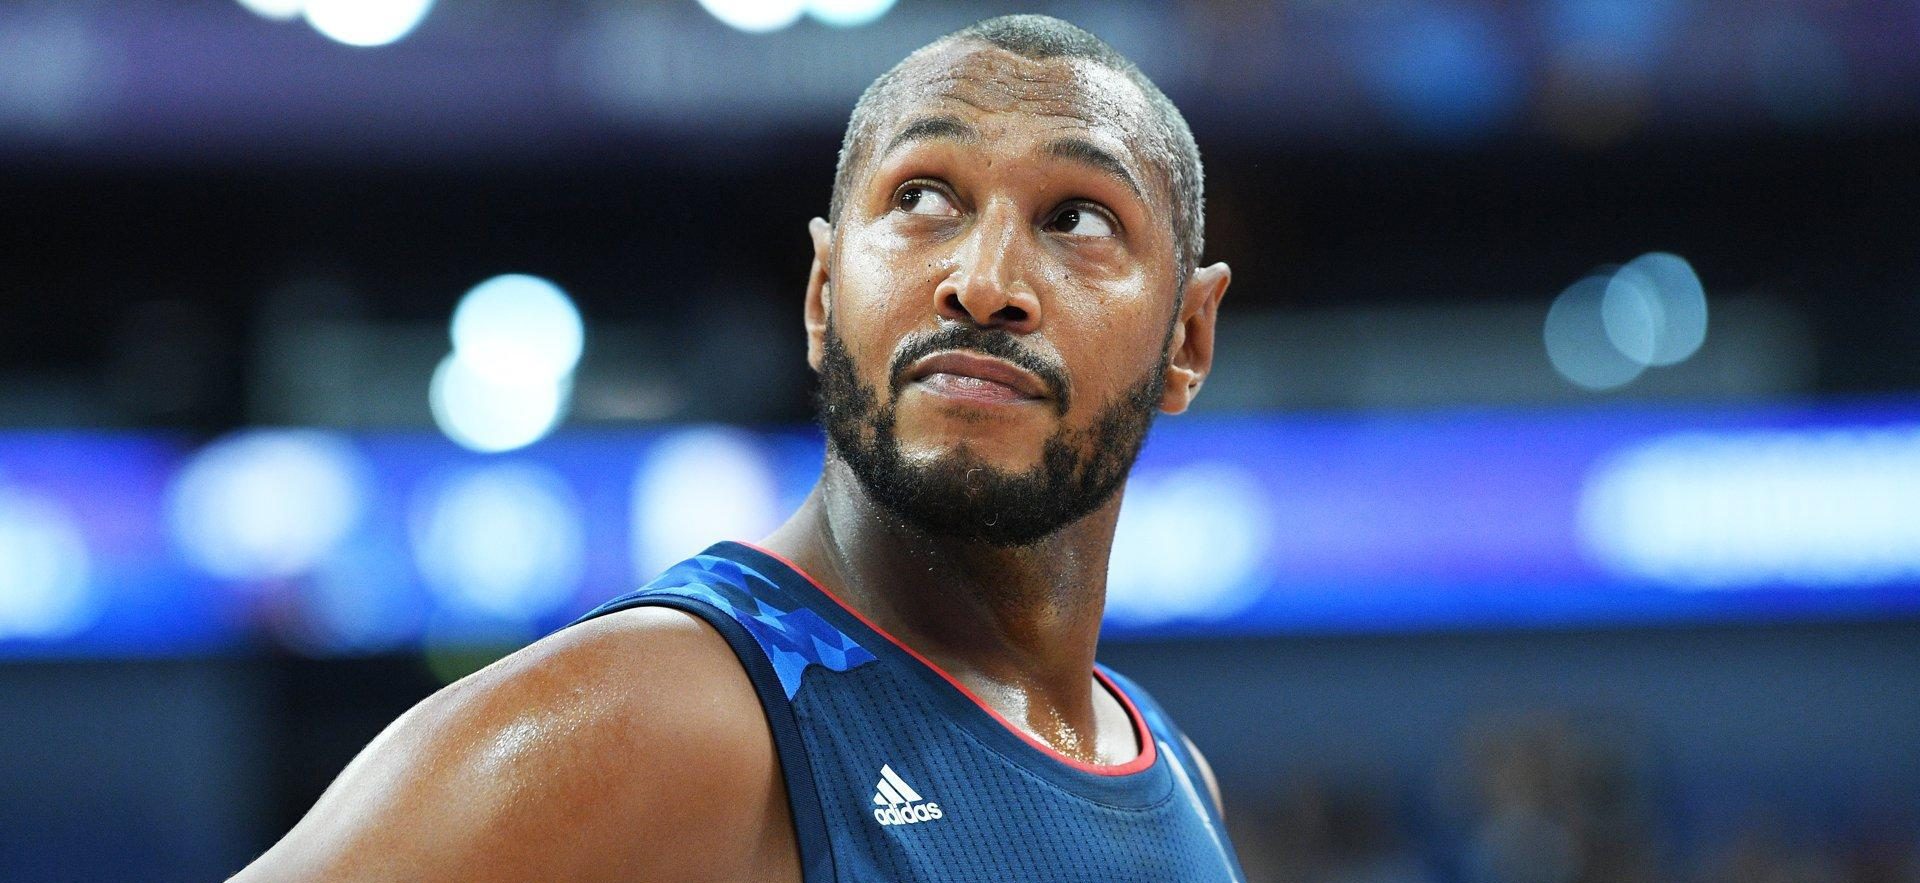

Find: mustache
<box><xmin>887</xmin><ymin>325</ymin><xmax>1072</xmax><ymax>416</ymax></box>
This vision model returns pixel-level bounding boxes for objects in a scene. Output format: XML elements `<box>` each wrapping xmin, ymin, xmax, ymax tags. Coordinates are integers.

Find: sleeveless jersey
<box><xmin>569</xmin><ymin>541</ymin><xmax>1247</xmax><ymax>882</ymax></box>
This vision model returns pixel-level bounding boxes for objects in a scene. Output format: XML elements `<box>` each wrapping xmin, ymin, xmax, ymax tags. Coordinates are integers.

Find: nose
<box><xmin>933</xmin><ymin>201</ymin><xmax>1043</xmax><ymax>333</ymax></box>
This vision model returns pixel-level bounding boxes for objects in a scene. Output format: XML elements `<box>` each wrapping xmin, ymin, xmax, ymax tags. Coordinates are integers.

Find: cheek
<box><xmin>1054</xmin><ymin>271</ymin><xmax>1169</xmax><ymax>402</ymax></box>
<box><xmin>837</xmin><ymin>222</ymin><xmax>911</xmax><ymax>288</ymax></box>
<box><xmin>833</xmin><ymin>227</ymin><xmax>943</xmax><ymax>385</ymax></box>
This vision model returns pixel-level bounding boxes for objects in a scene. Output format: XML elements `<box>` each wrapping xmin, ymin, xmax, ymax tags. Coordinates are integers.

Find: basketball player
<box><xmin>233</xmin><ymin>14</ymin><xmax>1239</xmax><ymax>881</ymax></box>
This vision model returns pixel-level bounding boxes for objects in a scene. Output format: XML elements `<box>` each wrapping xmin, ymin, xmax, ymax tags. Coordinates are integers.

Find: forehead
<box><xmin>888</xmin><ymin>41</ymin><xmax>1152</xmax><ymax>129</ymax></box>
<box><xmin>870</xmin><ymin>41</ymin><xmax>1161</xmax><ymax>180</ymax></box>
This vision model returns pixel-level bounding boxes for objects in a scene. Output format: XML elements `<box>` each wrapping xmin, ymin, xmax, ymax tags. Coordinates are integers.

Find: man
<box><xmin>234</xmin><ymin>14</ymin><xmax>1238</xmax><ymax>882</ymax></box>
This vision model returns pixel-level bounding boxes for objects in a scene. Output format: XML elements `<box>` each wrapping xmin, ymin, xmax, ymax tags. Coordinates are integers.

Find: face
<box><xmin>807</xmin><ymin>42</ymin><xmax>1228</xmax><ymax>546</ymax></box>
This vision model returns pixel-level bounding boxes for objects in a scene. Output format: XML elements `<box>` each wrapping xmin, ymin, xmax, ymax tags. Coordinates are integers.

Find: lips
<box><xmin>905</xmin><ymin>351</ymin><xmax>1049</xmax><ymax>403</ymax></box>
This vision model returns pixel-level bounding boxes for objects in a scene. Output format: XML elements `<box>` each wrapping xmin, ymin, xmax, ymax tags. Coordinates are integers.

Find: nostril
<box><xmin>995</xmin><ymin>305</ymin><xmax>1028</xmax><ymax>325</ymax></box>
<box><xmin>941</xmin><ymin>292</ymin><xmax>968</xmax><ymax>318</ymax></box>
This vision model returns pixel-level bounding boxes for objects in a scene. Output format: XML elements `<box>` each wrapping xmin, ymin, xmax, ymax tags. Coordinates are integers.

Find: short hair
<box><xmin>828</xmin><ymin>14</ymin><xmax>1206</xmax><ymax>281</ymax></box>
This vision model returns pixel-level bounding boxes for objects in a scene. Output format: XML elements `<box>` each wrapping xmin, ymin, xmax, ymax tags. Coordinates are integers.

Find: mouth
<box><xmin>904</xmin><ymin>351</ymin><xmax>1050</xmax><ymax>406</ymax></box>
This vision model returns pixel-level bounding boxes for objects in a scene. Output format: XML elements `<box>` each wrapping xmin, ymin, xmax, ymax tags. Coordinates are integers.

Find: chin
<box><xmin>897</xmin><ymin>396</ymin><xmax>1058</xmax><ymax>455</ymax></box>
<box><xmin>893</xmin><ymin>427</ymin><xmax>1048</xmax><ymax>477</ymax></box>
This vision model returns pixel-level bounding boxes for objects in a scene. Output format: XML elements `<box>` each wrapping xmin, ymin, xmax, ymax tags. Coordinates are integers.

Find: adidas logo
<box><xmin>870</xmin><ymin>764</ymin><xmax>944</xmax><ymax>826</ymax></box>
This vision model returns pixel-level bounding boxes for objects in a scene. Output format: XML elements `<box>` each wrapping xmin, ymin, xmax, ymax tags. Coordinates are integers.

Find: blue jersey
<box><xmin>569</xmin><ymin>541</ymin><xmax>1247</xmax><ymax>882</ymax></box>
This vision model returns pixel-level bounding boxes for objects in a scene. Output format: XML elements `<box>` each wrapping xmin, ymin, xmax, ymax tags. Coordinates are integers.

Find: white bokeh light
<box><xmin>698</xmin><ymin>0</ymin><xmax>806</xmax><ymax>33</ymax></box>
<box><xmin>413</xmin><ymin>463</ymin><xmax>585</xmax><ymax>621</ymax></box>
<box><xmin>167</xmin><ymin>430</ymin><xmax>370</xmax><ymax>582</ymax></box>
<box><xmin>1105</xmin><ymin>464</ymin><xmax>1270</xmax><ymax>626</ymax></box>
<box><xmin>1545</xmin><ymin>273</ymin><xmax>1646</xmax><ymax>390</ymax></box>
<box><xmin>1580</xmin><ymin>425</ymin><xmax>1920</xmax><ymax>587</ymax></box>
<box><xmin>235</xmin><ymin>0</ymin><xmax>305</xmax><ymax>22</ymax></box>
<box><xmin>302</xmin><ymin>0</ymin><xmax>434</xmax><ymax>47</ymax></box>
<box><xmin>804</xmin><ymin>0</ymin><xmax>896</xmax><ymax>28</ymax></box>
<box><xmin>0</xmin><ymin>485</ymin><xmax>96</xmax><ymax>640</ymax></box>
<box><xmin>429</xmin><ymin>353</ymin><xmax>570</xmax><ymax>454</ymax></box>
<box><xmin>449</xmin><ymin>274</ymin><xmax>584</xmax><ymax>384</ymax></box>
<box><xmin>631</xmin><ymin>427</ymin><xmax>781</xmax><ymax>578</ymax></box>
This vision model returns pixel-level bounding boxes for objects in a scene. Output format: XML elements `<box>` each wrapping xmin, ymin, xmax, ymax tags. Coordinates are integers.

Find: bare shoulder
<box><xmin>232</xmin><ymin>606</ymin><xmax>787</xmax><ymax>883</ymax></box>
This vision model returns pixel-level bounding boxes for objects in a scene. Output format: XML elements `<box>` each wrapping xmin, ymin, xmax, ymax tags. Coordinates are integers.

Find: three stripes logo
<box><xmin>871</xmin><ymin>764</ymin><xmax>944</xmax><ymax>826</ymax></box>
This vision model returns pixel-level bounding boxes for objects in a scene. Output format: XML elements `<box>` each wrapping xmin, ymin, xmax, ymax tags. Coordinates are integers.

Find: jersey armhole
<box><xmin>575</xmin><ymin>595</ymin><xmax>838</xmax><ymax>883</ymax></box>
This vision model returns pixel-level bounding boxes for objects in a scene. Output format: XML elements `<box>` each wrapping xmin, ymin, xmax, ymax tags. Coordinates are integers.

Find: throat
<box><xmin>974</xmin><ymin>674</ymin><xmax>1141</xmax><ymax>767</ymax></box>
<box><xmin>759</xmin><ymin>467</ymin><xmax>1133</xmax><ymax>761</ymax></box>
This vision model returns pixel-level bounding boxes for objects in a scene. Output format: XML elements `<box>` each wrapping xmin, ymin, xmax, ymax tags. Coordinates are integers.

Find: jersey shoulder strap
<box><xmin>563</xmin><ymin>545</ymin><xmax>855</xmax><ymax>881</ymax></box>
<box><xmin>1095</xmin><ymin>665</ymin><xmax>1233</xmax><ymax>834</ymax></box>
<box><xmin>569</xmin><ymin>547</ymin><xmax>879</xmax><ymax>699</ymax></box>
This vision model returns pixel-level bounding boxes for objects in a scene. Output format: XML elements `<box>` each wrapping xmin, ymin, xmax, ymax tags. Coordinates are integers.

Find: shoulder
<box><xmin>233</xmin><ymin>606</ymin><xmax>784</xmax><ymax>883</ymax></box>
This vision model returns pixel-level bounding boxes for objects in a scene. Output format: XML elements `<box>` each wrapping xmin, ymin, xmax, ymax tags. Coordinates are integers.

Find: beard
<box><xmin>815</xmin><ymin>321</ymin><xmax>1167</xmax><ymax>547</ymax></box>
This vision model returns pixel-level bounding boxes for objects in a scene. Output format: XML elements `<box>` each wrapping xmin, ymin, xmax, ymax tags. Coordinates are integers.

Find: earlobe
<box><xmin>1159</xmin><ymin>365</ymin><xmax>1205</xmax><ymax>415</ymax></box>
<box><xmin>1160</xmin><ymin>261</ymin><xmax>1231</xmax><ymax>415</ymax></box>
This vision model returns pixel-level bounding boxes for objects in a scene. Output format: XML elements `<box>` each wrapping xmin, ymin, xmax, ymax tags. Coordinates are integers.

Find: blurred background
<box><xmin>2</xmin><ymin>0</ymin><xmax>1918</xmax><ymax>880</ymax></box>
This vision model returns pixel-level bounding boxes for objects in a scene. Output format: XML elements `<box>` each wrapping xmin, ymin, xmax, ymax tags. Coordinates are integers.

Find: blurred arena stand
<box><xmin>1</xmin><ymin>0</ymin><xmax>1918</xmax><ymax>880</ymax></box>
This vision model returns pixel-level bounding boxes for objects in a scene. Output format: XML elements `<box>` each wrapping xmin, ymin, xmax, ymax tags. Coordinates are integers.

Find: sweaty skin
<box><xmin>230</xmin><ymin>41</ymin><xmax>1229</xmax><ymax>883</ymax></box>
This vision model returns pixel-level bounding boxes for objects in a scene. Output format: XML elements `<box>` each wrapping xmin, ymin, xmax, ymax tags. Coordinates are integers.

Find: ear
<box><xmin>804</xmin><ymin>217</ymin><xmax>834</xmax><ymax>372</ymax></box>
<box><xmin>1159</xmin><ymin>261</ymin><xmax>1231</xmax><ymax>415</ymax></box>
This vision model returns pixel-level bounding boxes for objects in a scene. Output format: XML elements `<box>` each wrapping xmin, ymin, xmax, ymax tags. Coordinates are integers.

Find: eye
<box><xmin>895</xmin><ymin>183</ymin><xmax>958</xmax><ymax>217</ymax></box>
<box><xmin>1046</xmin><ymin>203</ymin><xmax>1117</xmax><ymax>237</ymax></box>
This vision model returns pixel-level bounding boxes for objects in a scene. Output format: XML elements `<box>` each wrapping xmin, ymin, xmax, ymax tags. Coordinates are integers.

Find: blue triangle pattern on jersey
<box><xmin>643</xmin><ymin>553</ymin><xmax>877</xmax><ymax>699</ymax></box>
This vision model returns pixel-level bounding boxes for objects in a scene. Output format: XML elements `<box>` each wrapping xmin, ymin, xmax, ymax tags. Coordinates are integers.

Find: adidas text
<box><xmin>873</xmin><ymin>802</ymin><xmax>944</xmax><ymax>826</ymax></box>
<box><xmin>871</xmin><ymin>764</ymin><xmax>944</xmax><ymax>826</ymax></box>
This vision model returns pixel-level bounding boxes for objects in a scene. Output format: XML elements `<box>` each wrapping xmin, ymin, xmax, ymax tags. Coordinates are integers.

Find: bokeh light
<box><xmin>429</xmin><ymin>352</ymin><xmax>570</xmax><ymax>454</ymax></box>
<box><xmin>804</xmin><ymin>0</ymin><xmax>896</xmax><ymax>28</ymax></box>
<box><xmin>1545</xmin><ymin>273</ymin><xmax>1647</xmax><ymax>390</ymax></box>
<box><xmin>289</xmin><ymin>541</ymin><xmax>424</xmax><ymax>655</ymax></box>
<box><xmin>1106</xmin><ymin>464</ymin><xmax>1270</xmax><ymax>625</ymax></box>
<box><xmin>1582</xmin><ymin>425</ymin><xmax>1920</xmax><ymax>587</ymax></box>
<box><xmin>433</xmin><ymin>274</ymin><xmax>582</xmax><ymax>453</ymax></box>
<box><xmin>167</xmin><ymin>429</ymin><xmax>369</xmax><ymax>582</ymax></box>
<box><xmin>1617</xmin><ymin>251</ymin><xmax>1708</xmax><ymax>366</ymax></box>
<box><xmin>301</xmin><ymin>0</ymin><xmax>435</xmax><ymax>48</ymax></box>
<box><xmin>1549</xmin><ymin>253</ymin><xmax>1708</xmax><ymax>391</ymax></box>
<box><xmin>0</xmin><ymin>13</ymin><xmax>97</xmax><ymax>136</ymax></box>
<box><xmin>412</xmin><ymin>463</ymin><xmax>585</xmax><ymax>622</ymax></box>
<box><xmin>630</xmin><ymin>427</ymin><xmax>781</xmax><ymax>579</ymax></box>
<box><xmin>1600</xmin><ymin>263</ymin><xmax>1665</xmax><ymax>366</ymax></box>
<box><xmin>1360</xmin><ymin>3</ymin><xmax>1523</xmax><ymax>139</ymax></box>
<box><xmin>1545</xmin><ymin>0</ymin><xmax>1680</xmax><ymax>57</ymax></box>
<box><xmin>233</xmin><ymin>0</ymin><xmax>305</xmax><ymax>22</ymax></box>
<box><xmin>449</xmin><ymin>274</ymin><xmax>584</xmax><ymax>384</ymax></box>
<box><xmin>697</xmin><ymin>0</ymin><xmax>806</xmax><ymax>34</ymax></box>
<box><xmin>0</xmin><ymin>483</ymin><xmax>95</xmax><ymax>640</ymax></box>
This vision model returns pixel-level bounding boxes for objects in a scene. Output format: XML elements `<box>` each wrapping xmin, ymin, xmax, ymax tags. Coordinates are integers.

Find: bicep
<box><xmin>231</xmin><ymin>608</ymin><xmax>779</xmax><ymax>883</ymax></box>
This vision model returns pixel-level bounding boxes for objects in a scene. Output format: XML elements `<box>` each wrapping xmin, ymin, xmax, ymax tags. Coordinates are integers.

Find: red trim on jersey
<box><xmin>739</xmin><ymin>540</ymin><xmax>1158</xmax><ymax>777</ymax></box>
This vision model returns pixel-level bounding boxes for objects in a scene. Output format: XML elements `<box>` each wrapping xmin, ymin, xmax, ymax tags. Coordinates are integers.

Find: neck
<box><xmin>760</xmin><ymin>456</ymin><xmax>1127</xmax><ymax>762</ymax></box>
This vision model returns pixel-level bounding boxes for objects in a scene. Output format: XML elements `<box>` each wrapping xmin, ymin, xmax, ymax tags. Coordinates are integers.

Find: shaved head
<box><xmin>829</xmin><ymin>14</ymin><xmax>1206</xmax><ymax>280</ymax></box>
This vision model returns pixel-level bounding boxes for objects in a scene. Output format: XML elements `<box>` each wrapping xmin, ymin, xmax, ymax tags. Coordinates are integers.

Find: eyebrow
<box><xmin>1043</xmin><ymin>136</ymin><xmax>1144</xmax><ymax>202</ymax></box>
<box><xmin>878</xmin><ymin>115</ymin><xmax>1146</xmax><ymax>203</ymax></box>
<box><xmin>881</xmin><ymin>114</ymin><xmax>979</xmax><ymax>157</ymax></box>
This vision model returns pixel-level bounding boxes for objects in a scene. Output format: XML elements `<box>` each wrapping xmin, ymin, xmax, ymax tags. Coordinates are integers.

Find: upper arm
<box><xmin>1180</xmin><ymin>733</ymin><xmax>1226</xmax><ymax>822</ymax></box>
<box><xmin>231</xmin><ymin>607</ymin><xmax>782</xmax><ymax>883</ymax></box>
